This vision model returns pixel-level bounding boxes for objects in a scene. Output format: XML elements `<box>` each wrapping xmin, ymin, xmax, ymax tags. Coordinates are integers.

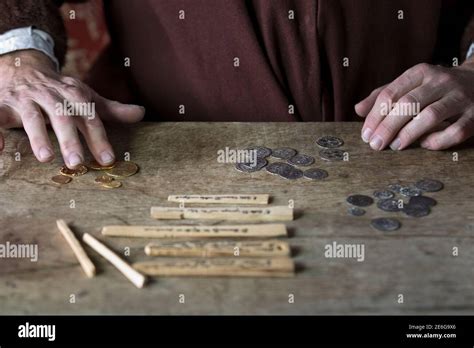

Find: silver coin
<box><xmin>377</xmin><ymin>198</ymin><xmax>401</xmax><ymax>212</ymax></box>
<box><xmin>387</xmin><ymin>183</ymin><xmax>403</xmax><ymax>193</ymax></box>
<box><xmin>303</xmin><ymin>168</ymin><xmax>328</xmax><ymax>180</ymax></box>
<box><xmin>348</xmin><ymin>207</ymin><xmax>366</xmax><ymax>216</ymax></box>
<box><xmin>415</xmin><ymin>179</ymin><xmax>444</xmax><ymax>192</ymax></box>
<box><xmin>281</xmin><ymin>168</ymin><xmax>304</xmax><ymax>180</ymax></box>
<box><xmin>271</xmin><ymin>147</ymin><xmax>297</xmax><ymax>160</ymax></box>
<box><xmin>346</xmin><ymin>194</ymin><xmax>374</xmax><ymax>207</ymax></box>
<box><xmin>319</xmin><ymin>148</ymin><xmax>345</xmax><ymax>161</ymax></box>
<box><xmin>288</xmin><ymin>154</ymin><xmax>315</xmax><ymax>166</ymax></box>
<box><xmin>400</xmin><ymin>186</ymin><xmax>422</xmax><ymax>197</ymax></box>
<box><xmin>409</xmin><ymin>195</ymin><xmax>437</xmax><ymax>207</ymax></box>
<box><xmin>245</xmin><ymin>146</ymin><xmax>272</xmax><ymax>158</ymax></box>
<box><xmin>402</xmin><ymin>203</ymin><xmax>430</xmax><ymax>217</ymax></box>
<box><xmin>373</xmin><ymin>190</ymin><xmax>395</xmax><ymax>200</ymax></box>
<box><xmin>316</xmin><ymin>135</ymin><xmax>344</xmax><ymax>149</ymax></box>
<box><xmin>371</xmin><ymin>218</ymin><xmax>401</xmax><ymax>231</ymax></box>
<box><xmin>235</xmin><ymin>158</ymin><xmax>268</xmax><ymax>173</ymax></box>
<box><xmin>266</xmin><ymin>162</ymin><xmax>293</xmax><ymax>176</ymax></box>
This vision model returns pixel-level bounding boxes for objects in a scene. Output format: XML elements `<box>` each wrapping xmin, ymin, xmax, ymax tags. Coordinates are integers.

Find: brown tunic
<box><xmin>1</xmin><ymin>0</ymin><xmax>473</xmax><ymax>122</ymax></box>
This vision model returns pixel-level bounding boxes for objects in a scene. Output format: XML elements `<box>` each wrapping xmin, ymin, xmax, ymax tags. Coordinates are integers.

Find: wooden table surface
<box><xmin>1</xmin><ymin>122</ymin><xmax>474</xmax><ymax>315</ymax></box>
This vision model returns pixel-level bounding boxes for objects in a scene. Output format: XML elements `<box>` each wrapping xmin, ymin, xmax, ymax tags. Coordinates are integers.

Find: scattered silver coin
<box><xmin>281</xmin><ymin>168</ymin><xmax>304</xmax><ymax>180</ymax></box>
<box><xmin>402</xmin><ymin>203</ymin><xmax>431</xmax><ymax>217</ymax></box>
<box><xmin>245</xmin><ymin>146</ymin><xmax>272</xmax><ymax>158</ymax></box>
<box><xmin>303</xmin><ymin>168</ymin><xmax>328</xmax><ymax>180</ymax></box>
<box><xmin>235</xmin><ymin>158</ymin><xmax>268</xmax><ymax>173</ymax></box>
<box><xmin>271</xmin><ymin>147</ymin><xmax>297</xmax><ymax>160</ymax></box>
<box><xmin>415</xmin><ymin>179</ymin><xmax>444</xmax><ymax>192</ymax></box>
<box><xmin>387</xmin><ymin>183</ymin><xmax>403</xmax><ymax>193</ymax></box>
<box><xmin>319</xmin><ymin>148</ymin><xmax>345</xmax><ymax>161</ymax></box>
<box><xmin>373</xmin><ymin>190</ymin><xmax>395</xmax><ymax>200</ymax></box>
<box><xmin>348</xmin><ymin>207</ymin><xmax>366</xmax><ymax>216</ymax></box>
<box><xmin>377</xmin><ymin>198</ymin><xmax>402</xmax><ymax>212</ymax></box>
<box><xmin>316</xmin><ymin>135</ymin><xmax>344</xmax><ymax>149</ymax></box>
<box><xmin>400</xmin><ymin>186</ymin><xmax>423</xmax><ymax>197</ymax></box>
<box><xmin>266</xmin><ymin>162</ymin><xmax>293</xmax><ymax>176</ymax></box>
<box><xmin>288</xmin><ymin>154</ymin><xmax>315</xmax><ymax>166</ymax></box>
<box><xmin>371</xmin><ymin>217</ymin><xmax>401</xmax><ymax>231</ymax></box>
<box><xmin>409</xmin><ymin>195</ymin><xmax>437</xmax><ymax>207</ymax></box>
<box><xmin>346</xmin><ymin>194</ymin><xmax>374</xmax><ymax>207</ymax></box>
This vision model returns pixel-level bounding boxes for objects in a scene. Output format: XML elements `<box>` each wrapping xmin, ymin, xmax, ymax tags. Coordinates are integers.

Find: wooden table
<box><xmin>1</xmin><ymin>122</ymin><xmax>473</xmax><ymax>315</ymax></box>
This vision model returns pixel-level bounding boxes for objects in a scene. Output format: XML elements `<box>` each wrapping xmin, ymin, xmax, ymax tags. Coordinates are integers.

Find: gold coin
<box><xmin>59</xmin><ymin>165</ymin><xmax>88</xmax><ymax>177</ymax></box>
<box><xmin>88</xmin><ymin>160</ymin><xmax>116</xmax><ymax>170</ymax></box>
<box><xmin>102</xmin><ymin>180</ymin><xmax>122</xmax><ymax>189</ymax></box>
<box><xmin>95</xmin><ymin>175</ymin><xmax>114</xmax><ymax>184</ymax></box>
<box><xmin>51</xmin><ymin>175</ymin><xmax>72</xmax><ymax>185</ymax></box>
<box><xmin>105</xmin><ymin>161</ymin><xmax>139</xmax><ymax>178</ymax></box>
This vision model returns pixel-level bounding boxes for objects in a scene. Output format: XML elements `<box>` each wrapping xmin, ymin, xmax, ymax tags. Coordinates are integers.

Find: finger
<box><xmin>75</xmin><ymin>114</ymin><xmax>115</xmax><ymax>166</ymax></box>
<box><xmin>420</xmin><ymin>112</ymin><xmax>474</xmax><ymax>150</ymax></box>
<box><xmin>33</xmin><ymin>93</ymin><xmax>85</xmax><ymax>169</ymax></box>
<box><xmin>0</xmin><ymin>106</ymin><xmax>22</xmax><ymax>152</ymax></box>
<box><xmin>18</xmin><ymin>102</ymin><xmax>55</xmax><ymax>162</ymax></box>
<box><xmin>355</xmin><ymin>85</ymin><xmax>385</xmax><ymax>117</ymax></box>
<box><xmin>93</xmin><ymin>92</ymin><xmax>145</xmax><ymax>124</ymax></box>
<box><xmin>361</xmin><ymin>64</ymin><xmax>426</xmax><ymax>142</ymax></box>
<box><xmin>0</xmin><ymin>105</ymin><xmax>22</xmax><ymax>128</ymax></box>
<box><xmin>369</xmin><ymin>83</ymin><xmax>444</xmax><ymax>150</ymax></box>
<box><xmin>57</xmin><ymin>83</ymin><xmax>116</xmax><ymax>165</ymax></box>
<box><xmin>392</xmin><ymin>97</ymin><xmax>466</xmax><ymax>151</ymax></box>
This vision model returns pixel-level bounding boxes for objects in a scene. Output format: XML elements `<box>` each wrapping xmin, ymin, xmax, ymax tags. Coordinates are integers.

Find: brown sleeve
<box><xmin>0</xmin><ymin>0</ymin><xmax>67</xmax><ymax>66</ymax></box>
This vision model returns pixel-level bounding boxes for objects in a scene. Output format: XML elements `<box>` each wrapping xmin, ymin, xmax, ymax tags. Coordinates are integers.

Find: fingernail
<box><xmin>100</xmin><ymin>151</ymin><xmax>115</xmax><ymax>164</ymax></box>
<box><xmin>362</xmin><ymin>128</ymin><xmax>372</xmax><ymax>143</ymax></box>
<box><xmin>39</xmin><ymin>147</ymin><xmax>54</xmax><ymax>160</ymax></box>
<box><xmin>370</xmin><ymin>135</ymin><xmax>383</xmax><ymax>150</ymax></box>
<box><xmin>389</xmin><ymin>138</ymin><xmax>401</xmax><ymax>151</ymax></box>
<box><xmin>68</xmin><ymin>153</ymin><xmax>83</xmax><ymax>167</ymax></box>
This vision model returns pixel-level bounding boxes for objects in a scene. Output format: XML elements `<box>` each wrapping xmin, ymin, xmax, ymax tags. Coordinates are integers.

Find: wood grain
<box><xmin>168</xmin><ymin>194</ymin><xmax>270</xmax><ymax>205</ymax></box>
<box><xmin>56</xmin><ymin>220</ymin><xmax>96</xmax><ymax>278</ymax></box>
<box><xmin>102</xmin><ymin>224</ymin><xmax>288</xmax><ymax>238</ymax></box>
<box><xmin>150</xmin><ymin>206</ymin><xmax>293</xmax><ymax>221</ymax></box>
<box><xmin>144</xmin><ymin>240</ymin><xmax>291</xmax><ymax>257</ymax></box>
<box><xmin>134</xmin><ymin>257</ymin><xmax>295</xmax><ymax>277</ymax></box>
<box><xmin>1</xmin><ymin>122</ymin><xmax>473</xmax><ymax>314</ymax></box>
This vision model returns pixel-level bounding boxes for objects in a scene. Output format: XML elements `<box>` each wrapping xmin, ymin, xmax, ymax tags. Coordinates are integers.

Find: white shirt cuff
<box><xmin>467</xmin><ymin>43</ymin><xmax>474</xmax><ymax>60</ymax></box>
<box><xmin>0</xmin><ymin>26</ymin><xmax>59</xmax><ymax>71</ymax></box>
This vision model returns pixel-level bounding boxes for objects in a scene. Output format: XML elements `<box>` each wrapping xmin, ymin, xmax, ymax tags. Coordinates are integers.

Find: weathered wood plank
<box><xmin>0</xmin><ymin>122</ymin><xmax>473</xmax><ymax>314</ymax></box>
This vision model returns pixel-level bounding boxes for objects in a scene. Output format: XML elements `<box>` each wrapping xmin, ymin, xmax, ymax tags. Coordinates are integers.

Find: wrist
<box><xmin>0</xmin><ymin>49</ymin><xmax>56</xmax><ymax>70</ymax></box>
<box><xmin>460</xmin><ymin>56</ymin><xmax>474</xmax><ymax>71</ymax></box>
<box><xmin>0</xmin><ymin>49</ymin><xmax>57</xmax><ymax>86</ymax></box>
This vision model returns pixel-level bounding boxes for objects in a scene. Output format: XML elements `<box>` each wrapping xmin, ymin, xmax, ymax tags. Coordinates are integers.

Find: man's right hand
<box><xmin>0</xmin><ymin>50</ymin><xmax>145</xmax><ymax>168</ymax></box>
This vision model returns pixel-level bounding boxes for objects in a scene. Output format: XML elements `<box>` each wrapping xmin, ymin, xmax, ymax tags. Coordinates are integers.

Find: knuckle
<box><xmin>379</xmin><ymin>87</ymin><xmax>396</xmax><ymax>102</ymax></box>
<box><xmin>449</xmin><ymin>125</ymin><xmax>468</xmax><ymax>143</ymax></box>
<box><xmin>436</xmin><ymin>72</ymin><xmax>453</xmax><ymax>84</ymax></box>
<box><xmin>60</xmin><ymin>139</ymin><xmax>82</xmax><ymax>152</ymax></box>
<box><xmin>422</xmin><ymin>105</ymin><xmax>444</xmax><ymax>123</ymax></box>
<box><xmin>22</xmin><ymin>111</ymin><xmax>43</xmax><ymax>123</ymax></box>
<box><xmin>451</xmin><ymin>89</ymin><xmax>470</xmax><ymax>104</ymax></box>
<box><xmin>414</xmin><ymin>63</ymin><xmax>432</xmax><ymax>75</ymax></box>
<box><xmin>377</xmin><ymin>121</ymin><xmax>396</xmax><ymax>138</ymax></box>
<box><xmin>399</xmin><ymin>126</ymin><xmax>416</xmax><ymax>143</ymax></box>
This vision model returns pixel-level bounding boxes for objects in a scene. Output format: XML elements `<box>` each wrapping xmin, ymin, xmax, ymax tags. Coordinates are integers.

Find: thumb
<box><xmin>355</xmin><ymin>85</ymin><xmax>385</xmax><ymax>118</ymax></box>
<box><xmin>93</xmin><ymin>92</ymin><xmax>145</xmax><ymax>124</ymax></box>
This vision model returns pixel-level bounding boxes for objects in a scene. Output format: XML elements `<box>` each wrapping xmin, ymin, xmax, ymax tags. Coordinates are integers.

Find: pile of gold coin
<box><xmin>51</xmin><ymin>160</ymin><xmax>139</xmax><ymax>189</ymax></box>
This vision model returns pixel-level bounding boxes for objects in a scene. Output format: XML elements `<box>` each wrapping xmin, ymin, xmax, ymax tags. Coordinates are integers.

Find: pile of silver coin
<box><xmin>346</xmin><ymin>179</ymin><xmax>444</xmax><ymax>231</ymax></box>
<box><xmin>234</xmin><ymin>136</ymin><xmax>346</xmax><ymax>180</ymax></box>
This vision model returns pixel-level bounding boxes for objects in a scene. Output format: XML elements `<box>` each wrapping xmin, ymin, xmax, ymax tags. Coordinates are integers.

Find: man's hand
<box><xmin>355</xmin><ymin>61</ymin><xmax>474</xmax><ymax>151</ymax></box>
<box><xmin>0</xmin><ymin>50</ymin><xmax>145</xmax><ymax>168</ymax></box>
